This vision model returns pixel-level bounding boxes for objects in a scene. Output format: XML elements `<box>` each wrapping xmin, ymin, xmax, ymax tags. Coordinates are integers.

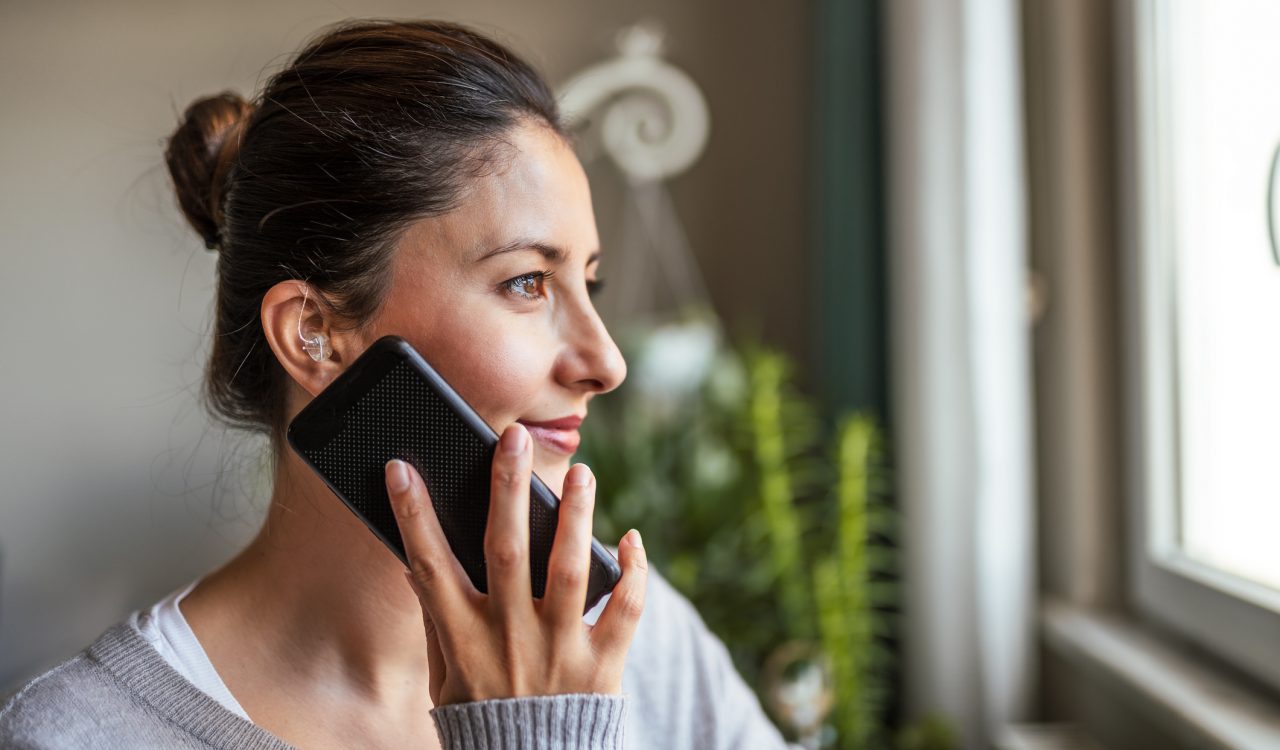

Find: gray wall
<box><xmin>0</xmin><ymin>1</ymin><xmax>810</xmax><ymax>685</ymax></box>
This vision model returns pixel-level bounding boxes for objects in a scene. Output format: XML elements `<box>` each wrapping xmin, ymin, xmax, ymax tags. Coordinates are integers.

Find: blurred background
<box><xmin>4</xmin><ymin>1</ymin><xmax>1280</xmax><ymax>748</ymax></box>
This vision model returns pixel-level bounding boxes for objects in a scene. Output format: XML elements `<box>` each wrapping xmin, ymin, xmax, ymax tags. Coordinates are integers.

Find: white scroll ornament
<box><xmin>558</xmin><ymin>23</ymin><xmax>710</xmax><ymax>184</ymax></box>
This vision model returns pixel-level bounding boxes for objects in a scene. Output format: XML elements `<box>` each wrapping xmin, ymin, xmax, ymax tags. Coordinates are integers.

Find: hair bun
<box><xmin>165</xmin><ymin>91</ymin><xmax>252</xmax><ymax>251</ymax></box>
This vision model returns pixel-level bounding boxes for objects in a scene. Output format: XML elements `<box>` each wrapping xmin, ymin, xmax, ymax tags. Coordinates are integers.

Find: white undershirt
<box><xmin>134</xmin><ymin>579</ymin><xmax>252</xmax><ymax>722</ymax></box>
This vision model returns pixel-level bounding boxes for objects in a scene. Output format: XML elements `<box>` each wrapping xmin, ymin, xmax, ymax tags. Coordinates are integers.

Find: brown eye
<box><xmin>501</xmin><ymin>270</ymin><xmax>553</xmax><ymax>300</ymax></box>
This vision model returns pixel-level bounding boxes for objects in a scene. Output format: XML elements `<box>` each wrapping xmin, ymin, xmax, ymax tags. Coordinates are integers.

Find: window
<box><xmin>1128</xmin><ymin>0</ymin><xmax>1280</xmax><ymax>690</ymax></box>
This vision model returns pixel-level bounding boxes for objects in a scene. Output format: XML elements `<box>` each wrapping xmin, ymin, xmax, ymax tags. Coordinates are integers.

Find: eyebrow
<box><xmin>473</xmin><ymin>237</ymin><xmax>601</xmax><ymax>266</ymax></box>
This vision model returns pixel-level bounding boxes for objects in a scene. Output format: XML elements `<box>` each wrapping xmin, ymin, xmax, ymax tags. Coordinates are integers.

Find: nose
<box><xmin>555</xmin><ymin>295</ymin><xmax>627</xmax><ymax>395</ymax></box>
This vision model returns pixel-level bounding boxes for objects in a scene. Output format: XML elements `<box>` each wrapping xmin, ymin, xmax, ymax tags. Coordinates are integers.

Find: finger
<box><xmin>542</xmin><ymin>463</ymin><xmax>596</xmax><ymax>630</ymax></box>
<box><xmin>589</xmin><ymin>529</ymin><xmax>648</xmax><ymax>660</ymax></box>
<box><xmin>484</xmin><ymin>423</ymin><xmax>534</xmax><ymax>616</ymax></box>
<box><xmin>386</xmin><ymin>459</ymin><xmax>471</xmax><ymax>622</ymax></box>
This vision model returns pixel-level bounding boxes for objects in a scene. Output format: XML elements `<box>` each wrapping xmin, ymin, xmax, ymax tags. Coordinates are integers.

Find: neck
<box><xmin>184</xmin><ymin>448</ymin><xmax>431</xmax><ymax>703</ymax></box>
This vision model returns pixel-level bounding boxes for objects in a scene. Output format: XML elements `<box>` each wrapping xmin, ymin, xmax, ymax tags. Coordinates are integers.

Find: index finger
<box><xmin>386</xmin><ymin>458</ymin><xmax>472</xmax><ymax>619</ymax></box>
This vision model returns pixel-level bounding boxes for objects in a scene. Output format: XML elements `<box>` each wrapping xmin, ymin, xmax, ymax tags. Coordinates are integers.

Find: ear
<box><xmin>260</xmin><ymin>280</ymin><xmax>361</xmax><ymax>397</ymax></box>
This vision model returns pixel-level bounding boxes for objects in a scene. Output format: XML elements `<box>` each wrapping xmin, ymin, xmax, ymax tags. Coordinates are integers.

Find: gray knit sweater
<box><xmin>0</xmin><ymin>570</ymin><xmax>796</xmax><ymax>749</ymax></box>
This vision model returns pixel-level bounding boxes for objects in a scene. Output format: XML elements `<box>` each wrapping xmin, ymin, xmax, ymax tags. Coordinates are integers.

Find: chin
<box><xmin>534</xmin><ymin>458</ymin><xmax>571</xmax><ymax>493</ymax></box>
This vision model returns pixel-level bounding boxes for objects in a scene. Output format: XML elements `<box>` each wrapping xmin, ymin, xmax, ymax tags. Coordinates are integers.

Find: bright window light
<box><xmin>1166</xmin><ymin>0</ymin><xmax>1280</xmax><ymax>592</ymax></box>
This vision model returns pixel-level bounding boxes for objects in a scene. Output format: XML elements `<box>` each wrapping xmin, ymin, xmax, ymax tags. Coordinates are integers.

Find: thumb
<box><xmin>407</xmin><ymin>570</ymin><xmax>447</xmax><ymax>704</ymax></box>
<box><xmin>423</xmin><ymin>610</ymin><xmax>447</xmax><ymax>705</ymax></box>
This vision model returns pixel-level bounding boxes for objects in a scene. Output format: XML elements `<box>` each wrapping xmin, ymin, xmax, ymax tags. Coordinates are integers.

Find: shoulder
<box><xmin>587</xmin><ymin>552</ymin><xmax>708</xmax><ymax>661</ymax></box>
<box><xmin>613</xmin><ymin>565</ymin><xmax>785</xmax><ymax>746</ymax></box>
<box><xmin>630</xmin><ymin>564</ymin><xmax>707</xmax><ymax>647</ymax></box>
<box><xmin>0</xmin><ymin>616</ymin><xmax>235</xmax><ymax>750</ymax></box>
<box><xmin>0</xmin><ymin>644</ymin><xmax>129</xmax><ymax>749</ymax></box>
<box><xmin>622</xmin><ymin>564</ymin><xmax>732</xmax><ymax>685</ymax></box>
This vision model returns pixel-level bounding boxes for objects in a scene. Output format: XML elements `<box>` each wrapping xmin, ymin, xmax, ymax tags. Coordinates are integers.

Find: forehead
<box><xmin>401</xmin><ymin>121</ymin><xmax>598</xmax><ymax>266</ymax></box>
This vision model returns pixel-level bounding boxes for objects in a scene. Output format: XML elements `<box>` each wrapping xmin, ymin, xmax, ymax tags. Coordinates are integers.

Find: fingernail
<box><xmin>627</xmin><ymin>528</ymin><xmax>643</xmax><ymax>549</ymax></box>
<box><xmin>568</xmin><ymin>464</ymin><xmax>592</xmax><ymax>487</ymax></box>
<box><xmin>387</xmin><ymin>459</ymin><xmax>410</xmax><ymax>494</ymax></box>
<box><xmin>501</xmin><ymin>424</ymin><xmax>527</xmax><ymax>455</ymax></box>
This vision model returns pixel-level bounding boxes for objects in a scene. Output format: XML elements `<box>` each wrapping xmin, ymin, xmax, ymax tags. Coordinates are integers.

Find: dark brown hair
<box><xmin>165</xmin><ymin>20</ymin><xmax>565</xmax><ymax>443</ymax></box>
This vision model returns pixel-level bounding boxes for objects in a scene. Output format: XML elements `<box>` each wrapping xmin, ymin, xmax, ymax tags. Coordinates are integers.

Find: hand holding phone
<box><xmin>384</xmin><ymin>428</ymin><xmax>648</xmax><ymax>706</ymax></box>
<box><xmin>287</xmin><ymin>335</ymin><xmax>621</xmax><ymax>612</ymax></box>
<box><xmin>288</xmin><ymin>334</ymin><xmax>649</xmax><ymax>704</ymax></box>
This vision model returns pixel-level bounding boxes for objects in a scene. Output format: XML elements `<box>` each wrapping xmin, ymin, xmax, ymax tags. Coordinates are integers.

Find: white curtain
<box><xmin>884</xmin><ymin>1</ymin><xmax>1036</xmax><ymax>747</ymax></box>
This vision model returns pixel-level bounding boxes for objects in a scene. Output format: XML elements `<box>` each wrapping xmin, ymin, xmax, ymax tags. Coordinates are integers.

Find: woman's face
<box><xmin>361</xmin><ymin>120</ymin><xmax>626</xmax><ymax>494</ymax></box>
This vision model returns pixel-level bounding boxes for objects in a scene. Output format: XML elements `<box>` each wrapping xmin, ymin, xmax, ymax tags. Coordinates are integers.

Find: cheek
<box><xmin>433</xmin><ymin>320</ymin><xmax>571</xmax><ymax>491</ymax></box>
<box><xmin>409</xmin><ymin>306</ymin><xmax>551</xmax><ymax>429</ymax></box>
<box><xmin>460</xmin><ymin>334</ymin><xmax>547</xmax><ymax>426</ymax></box>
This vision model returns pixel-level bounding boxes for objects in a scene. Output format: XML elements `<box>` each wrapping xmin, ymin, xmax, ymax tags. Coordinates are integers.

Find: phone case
<box><xmin>286</xmin><ymin>335</ymin><xmax>621</xmax><ymax>613</ymax></box>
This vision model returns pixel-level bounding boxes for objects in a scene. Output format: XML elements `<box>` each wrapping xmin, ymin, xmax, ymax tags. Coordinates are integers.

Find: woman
<box><xmin>0</xmin><ymin>19</ymin><xmax>794</xmax><ymax>749</ymax></box>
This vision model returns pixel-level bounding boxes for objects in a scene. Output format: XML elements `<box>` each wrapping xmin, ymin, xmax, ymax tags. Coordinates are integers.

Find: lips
<box><xmin>517</xmin><ymin>415</ymin><xmax>583</xmax><ymax>455</ymax></box>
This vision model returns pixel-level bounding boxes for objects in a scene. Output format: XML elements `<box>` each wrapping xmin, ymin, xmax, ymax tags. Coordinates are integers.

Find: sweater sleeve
<box><xmin>429</xmin><ymin>693</ymin><xmax>626</xmax><ymax>750</ymax></box>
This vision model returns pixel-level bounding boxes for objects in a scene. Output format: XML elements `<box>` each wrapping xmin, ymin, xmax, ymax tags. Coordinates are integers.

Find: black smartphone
<box><xmin>286</xmin><ymin>334</ymin><xmax>621</xmax><ymax>613</ymax></box>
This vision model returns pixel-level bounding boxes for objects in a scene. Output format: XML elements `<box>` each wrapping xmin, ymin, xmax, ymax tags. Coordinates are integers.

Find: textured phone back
<box><xmin>290</xmin><ymin>340</ymin><xmax>618</xmax><ymax>607</ymax></box>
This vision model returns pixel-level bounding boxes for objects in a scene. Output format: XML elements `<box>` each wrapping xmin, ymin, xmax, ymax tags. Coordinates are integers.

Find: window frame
<box><xmin>1123</xmin><ymin>0</ymin><xmax>1280</xmax><ymax>693</ymax></box>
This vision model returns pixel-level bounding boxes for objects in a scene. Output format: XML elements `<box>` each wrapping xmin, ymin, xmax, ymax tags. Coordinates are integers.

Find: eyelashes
<box><xmin>499</xmin><ymin>270</ymin><xmax>606</xmax><ymax>301</ymax></box>
<box><xmin>501</xmin><ymin>270</ymin><xmax>553</xmax><ymax>300</ymax></box>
